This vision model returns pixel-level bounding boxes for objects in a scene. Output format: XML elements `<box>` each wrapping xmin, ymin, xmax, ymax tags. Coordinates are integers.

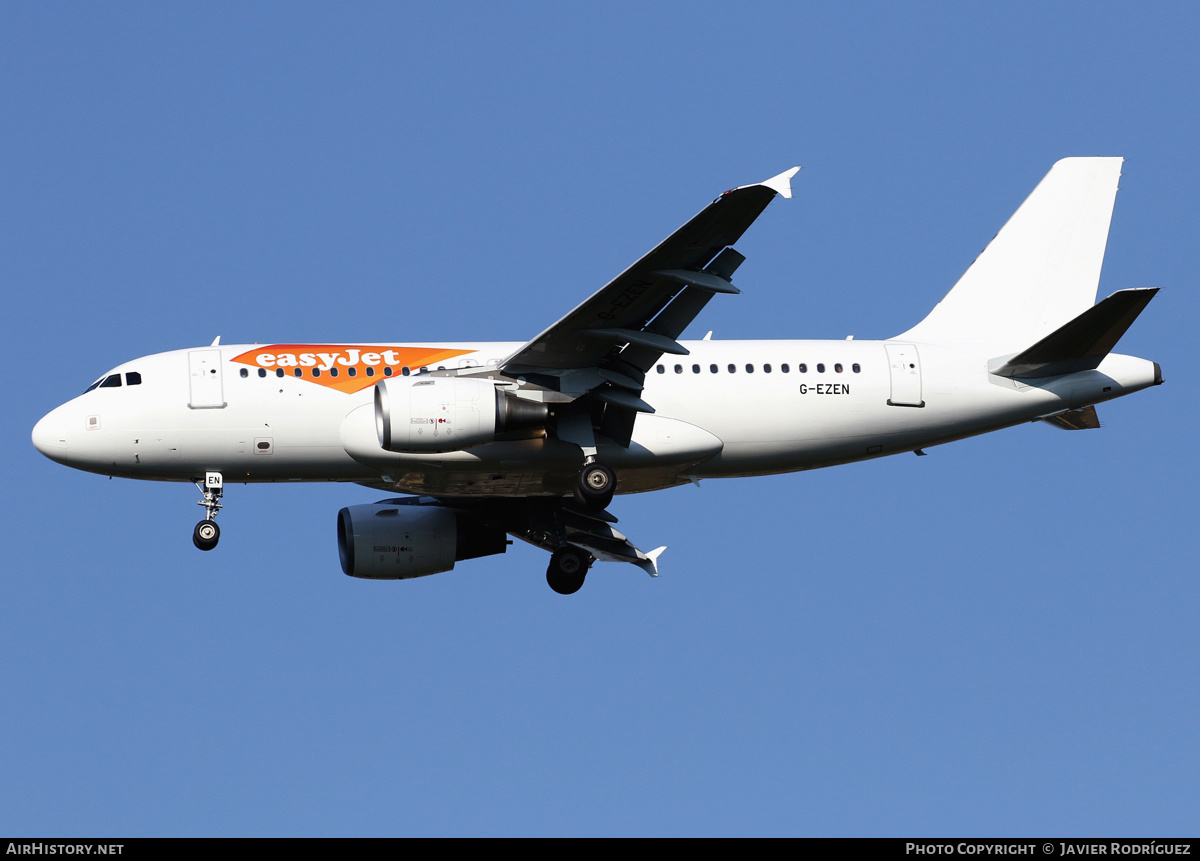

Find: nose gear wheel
<box><xmin>193</xmin><ymin>520</ymin><xmax>220</xmax><ymax>551</ymax></box>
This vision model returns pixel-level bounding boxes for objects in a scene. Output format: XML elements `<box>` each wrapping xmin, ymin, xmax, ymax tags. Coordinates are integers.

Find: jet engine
<box><xmin>337</xmin><ymin>502</ymin><xmax>508</xmax><ymax>579</ymax></box>
<box><xmin>374</xmin><ymin>377</ymin><xmax>548</xmax><ymax>453</ymax></box>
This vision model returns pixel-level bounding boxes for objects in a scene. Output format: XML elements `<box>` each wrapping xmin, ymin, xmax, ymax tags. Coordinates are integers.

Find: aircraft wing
<box><xmin>499</xmin><ymin>168</ymin><xmax>799</xmax><ymax>432</ymax></box>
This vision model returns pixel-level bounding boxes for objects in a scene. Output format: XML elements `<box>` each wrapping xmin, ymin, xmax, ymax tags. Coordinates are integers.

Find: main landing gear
<box><xmin>548</xmin><ymin>460</ymin><xmax>613</xmax><ymax>592</ymax></box>
<box><xmin>192</xmin><ymin>471</ymin><xmax>223</xmax><ymax>551</ymax></box>
<box><xmin>546</xmin><ymin>546</ymin><xmax>593</xmax><ymax>595</ymax></box>
<box><xmin>556</xmin><ymin>411</ymin><xmax>616</xmax><ymax>512</ymax></box>
<box><xmin>574</xmin><ymin>461</ymin><xmax>615</xmax><ymax>511</ymax></box>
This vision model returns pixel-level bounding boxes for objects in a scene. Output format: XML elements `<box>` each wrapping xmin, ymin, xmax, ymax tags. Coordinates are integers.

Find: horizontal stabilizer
<box><xmin>1041</xmin><ymin>405</ymin><xmax>1101</xmax><ymax>430</ymax></box>
<box><xmin>990</xmin><ymin>288</ymin><xmax>1158</xmax><ymax>379</ymax></box>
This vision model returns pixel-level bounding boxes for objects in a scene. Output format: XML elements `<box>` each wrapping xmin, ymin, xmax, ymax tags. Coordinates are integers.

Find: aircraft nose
<box><xmin>32</xmin><ymin>407</ymin><xmax>70</xmax><ymax>463</ymax></box>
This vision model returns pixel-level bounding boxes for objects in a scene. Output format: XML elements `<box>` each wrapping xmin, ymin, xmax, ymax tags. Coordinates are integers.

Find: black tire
<box><xmin>193</xmin><ymin>520</ymin><xmax>220</xmax><ymax>551</ymax></box>
<box><xmin>546</xmin><ymin>548</ymin><xmax>589</xmax><ymax>594</ymax></box>
<box><xmin>574</xmin><ymin>463</ymin><xmax>615</xmax><ymax>511</ymax></box>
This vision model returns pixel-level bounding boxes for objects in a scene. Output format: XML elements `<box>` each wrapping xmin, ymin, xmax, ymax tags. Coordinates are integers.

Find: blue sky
<box><xmin>2</xmin><ymin>2</ymin><xmax>1196</xmax><ymax>836</ymax></box>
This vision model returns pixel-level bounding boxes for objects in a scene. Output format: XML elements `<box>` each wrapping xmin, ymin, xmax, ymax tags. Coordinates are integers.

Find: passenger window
<box><xmin>710</xmin><ymin>364</ymin><xmax>718</xmax><ymax>373</ymax></box>
<box><xmin>258</xmin><ymin>368</ymin><xmax>267</xmax><ymax>378</ymax></box>
<box><xmin>657</xmin><ymin>364</ymin><xmax>665</xmax><ymax>374</ymax></box>
<box><xmin>835</xmin><ymin>363</ymin><xmax>843</xmax><ymax>373</ymax></box>
<box><xmin>816</xmin><ymin>363</ymin><xmax>825</xmax><ymax>373</ymax></box>
<box><xmin>384</xmin><ymin>367</ymin><xmax>394</xmax><ymax>377</ymax></box>
<box><xmin>852</xmin><ymin>363</ymin><xmax>861</xmax><ymax>373</ymax></box>
<box><xmin>312</xmin><ymin>368</ymin><xmax>321</xmax><ymax>378</ymax></box>
<box><xmin>401</xmin><ymin>367</ymin><xmax>410</xmax><ymax>376</ymax></box>
<box><xmin>240</xmin><ymin>368</ymin><xmax>249</xmax><ymax>378</ymax></box>
<box><xmin>781</xmin><ymin>364</ymin><xmax>790</xmax><ymax>373</ymax></box>
<box><xmin>764</xmin><ymin>364</ymin><xmax>772</xmax><ymax>373</ymax></box>
<box><xmin>276</xmin><ymin>368</ymin><xmax>284</xmax><ymax>378</ymax></box>
<box><xmin>329</xmin><ymin>368</ymin><xmax>339</xmax><ymax>378</ymax></box>
<box><xmin>799</xmin><ymin>363</ymin><xmax>808</xmax><ymax>373</ymax></box>
<box><xmin>728</xmin><ymin>364</ymin><xmax>736</xmax><ymax>373</ymax></box>
<box><xmin>366</xmin><ymin>367</ymin><xmax>375</xmax><ymax>377</ymax></box>
<box><xmin>347</xmin><ymin>367</ymin><xmax>356</xmax><ymax>377</ymax></box>
<box><xmin>745</xmin><ymin>364</ymin><xmax>754</xmax><ymax>373</ymax></box>
<box><xmin>293</xmin><ymin>368</ymin><xmax>302</xmax><ymax>378</ymax></box>
<box><xmin>674</xmin><ymin>364</ymin><xmax>683</xmax><ymax>374</ymax></box>
<box><xmin>692</xmin><ymin>364</ymin><xmax>700</xmax><ymax>374</ymax></box>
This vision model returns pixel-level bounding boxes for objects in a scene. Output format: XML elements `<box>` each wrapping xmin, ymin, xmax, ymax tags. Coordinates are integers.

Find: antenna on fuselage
<box><xmin>211</xmin><ymin>336</ymin><xmax>221</xmax><ymax>346</ymax></box>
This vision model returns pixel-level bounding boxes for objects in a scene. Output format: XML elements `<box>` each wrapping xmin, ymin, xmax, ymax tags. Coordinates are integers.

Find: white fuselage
<box><xmin>31</xmin><ymin>339</ymin><xmax>1161</xmax><ymax>498</ymax></box>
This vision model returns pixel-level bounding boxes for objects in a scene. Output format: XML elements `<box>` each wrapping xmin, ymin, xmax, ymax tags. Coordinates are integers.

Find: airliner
<box><xmin>31</xmin><ymin>158</ymin><xmax>1162</xmax><ymax>594</ymax></box>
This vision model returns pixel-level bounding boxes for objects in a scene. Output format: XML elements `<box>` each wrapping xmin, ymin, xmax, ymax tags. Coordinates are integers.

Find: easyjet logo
<box><xmin>231</xmin><ymin>344</ymin><xmax>476</xmax><ymax>394</ymax></box>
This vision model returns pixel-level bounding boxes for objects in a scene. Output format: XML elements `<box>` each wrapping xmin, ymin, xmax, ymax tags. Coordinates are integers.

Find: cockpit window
<box><xmin>84</xmin><ymin>373</ymin><xmax>125</xmax><ymax>393</ymax></box>
<box><xmin>125</xmin><ymin>372</ymin><xmax>141</xmax><ymax>386</ymax></box>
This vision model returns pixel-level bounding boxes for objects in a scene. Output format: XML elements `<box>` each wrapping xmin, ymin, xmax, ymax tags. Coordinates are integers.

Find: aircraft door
<box><xmin>885</xmin><ymin>343</ymin><xmax>924</xmax><ymax>407</ymax></box>
<box><xmin>188</xmin><ymin>349</ymin><xmax>226</xmax><ymax>409</ymax></box>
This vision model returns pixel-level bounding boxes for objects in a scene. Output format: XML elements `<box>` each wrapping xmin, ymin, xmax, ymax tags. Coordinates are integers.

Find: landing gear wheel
<box><xmin>546</xmin><ymin>547</ymin><xmax>590</xmax><ymax>594</ymax></box>
<box><xmin>574</xmin><ymin>462</ymin><xmax>616</xmax><ymax>511</ymax></box>
<box><xmin>193</xmin><ymin>520</ymin><xmax>220</xmax><ymax>551</ymax></box>
<box><xmin>193</xmin><ymin>472</ymin><xmax>224</xmax><ymax>551</ymax></box>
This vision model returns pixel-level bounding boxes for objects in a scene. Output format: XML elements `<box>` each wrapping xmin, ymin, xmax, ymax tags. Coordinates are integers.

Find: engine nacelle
<box><xmin>337</xmin><ymin>502</ymin><xmax>508</xmax><ymax>579</ymax></box>
<box><xmin>374</xmin><ymin>377</ymin><xmax>547</xmax><ymax>453</ymax></box>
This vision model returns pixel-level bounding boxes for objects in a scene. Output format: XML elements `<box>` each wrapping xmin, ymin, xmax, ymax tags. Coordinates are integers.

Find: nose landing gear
<box><xmin>192</xmin><ymin>471</ymin><xmax>223</xmax><ymax>551</ymax></box>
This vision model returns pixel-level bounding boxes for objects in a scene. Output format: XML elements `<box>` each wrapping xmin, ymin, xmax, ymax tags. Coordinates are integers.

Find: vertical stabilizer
<box><xmin>897</xmin><ymin>157</ymin><xmax>1123</xmax><ymax>351</ymax></box>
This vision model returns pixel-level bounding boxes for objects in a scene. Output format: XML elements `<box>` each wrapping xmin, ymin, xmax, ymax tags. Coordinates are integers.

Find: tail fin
<box><xmin>898</xmin><ymin>157</ymin><xmax>1124</xmax><ymax>351</ymax></box>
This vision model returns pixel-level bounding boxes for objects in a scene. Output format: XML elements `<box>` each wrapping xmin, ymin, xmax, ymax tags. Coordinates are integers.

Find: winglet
<box><xmin>751</xmin><ymin>166</ymin><xmax>801</xmax><ymax>199</ymax></box>
<box><xmin>637</xmin><ymin>545</ymin><xmax>667</xmax><ymax>578</ymax></box>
